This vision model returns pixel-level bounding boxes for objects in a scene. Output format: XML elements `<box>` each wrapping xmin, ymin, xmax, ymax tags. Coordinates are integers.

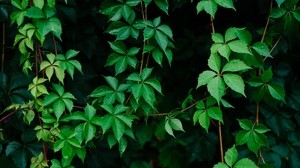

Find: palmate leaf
<box><xmin>56</xmin><ymin>50</ymin><xmax>82</xmax><ymax>79</ymax></box>
<box><xmin>127</xmin><ymin>69</ymin><xmax>162</xmax><ymax>108</ymax></box>
<box><xmin>106</xmin><ymin>46</ymin><xmax>138</xmax><ymax>75</ymax></box>
<box><xmin>35</xmin><ymin>17</ymin><xmax>62</xmax><ymax>40</ymax></box>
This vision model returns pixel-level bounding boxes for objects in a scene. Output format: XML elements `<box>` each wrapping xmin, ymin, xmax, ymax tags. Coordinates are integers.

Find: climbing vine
<box><xmin>1</xmin><ymin>0</ymin><xmax>300</xmax><ymax>167</ymax></box>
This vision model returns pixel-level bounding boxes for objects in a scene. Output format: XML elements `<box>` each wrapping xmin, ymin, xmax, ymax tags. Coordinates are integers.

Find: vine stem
<box><xmin>210</xmin><ymin>16</ymin><xmax>215</xmax><ymax>34</ymax></box>
<box><xmin>256</xmin><ymin>1</ymin><xmax>273</xmax><ymax>165</ymax></box>
<box><xmin>1</xmin><ymin>23</ymin><xmax>5</xmax><ymax>72</ymax></box>
<box><xmin>0</xmin><ymin>110</ymin><xmax>18</xmax><ymax>123</ymax></box>
<box><xmin>261</xmin><ymin>0</ymin><xmax>273</xmax><ymax>43</ymax></box>
<box><xmin>210</xmin><ymin>15</ymin><xmax>224</xmax><ymax>163</ymax></box>
<box><xmin>218</xmin><ymin>121</ymin><xmax>224</xmax><ymax>163</ymax></box>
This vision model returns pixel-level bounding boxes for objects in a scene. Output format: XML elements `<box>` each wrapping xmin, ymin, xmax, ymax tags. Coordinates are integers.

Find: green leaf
<box><xmin>143</xmin><ymin>27</ymin><xmax>155</xmax><ymax>40</ymax></box>
<box><xmin>100</xmin><ymin>115</ymin><xmax>114</xmax><ymax>134</ymax></box>
<box><xmin>199</xmin><ymin>110</ymin><xmax>210</xmax><ymax>132</ymax></box>
<box><xmin>270</xmin><ymin>8</ymin><xmax>286</xmax><ymax>19</ymax></box>
<box><xmin>196</xmin><ymin>1</ymin><xmax>205</xmax><ymax>14</ymax></box>
<box><xmin>292</xmin><ymin>8</ymin><xmax>300</xmax><ymax>21</ymax></box>
<box><xmin>116</xmin><ymin>26</ymin><xmax>131</xmax><ymax>40</ymax></box>
<box><xmin>220</xmin><ymin>99</ymin><xmax>234</xmax><ymax>108</ymax></box>
<box><xmin>5</xmin><ymin>141</ymin><xmax>21</xmax><ymax>155</ymax></box>
<box><xmin>252</xmin><ymin>42</ymin><xmax>272</xmax><ymax>57</ymax></box>
<box><xmin>169</xmin><ymin>118</ymin><xmax>184</xmax><ymax>132</ymax></box>
<box><xmin>119</xmin><ymin>137</ymin><xmax>128</xmax><ymax>155</ymax></box>
<box><xmin>144</xmin><ymin>79</ymin><xmax>163</xmax><ymax>94</ymax></box>
<box><xmin>141</xmin><ymin>68</ymin><xmax>153</xmax><ymax>81</ymax></box>
<box><xmin>213</xmin><ymin>163</ymin><xmax>229</xmax><ymax>168</ymax></box>
<box><xmin>131</xmin><ymin>84</ymin><xmax>143</xmax><ymax>102</ymax></box>
<box><xmin>238</xmin><ymin>119</ymin><xmax>252</xmax><ymax>130</ymax></box>
<box><xmin>247</xmin><ymin>77</ymin><xmax>264</xmax><ymax>87</ymax></box>
<box><xmin>207</xmin><ymin>107</ymin><xmax>223</xmax><ymax>123</ymax></box>
<box><xmin>62</xmin><ymin>112</ymin><xmax>86</xmax><ymax>121</ymax></box>
<box><xmin>235</xmin><ymin>130</ymin><xmax>250</xmax><ymax>145</ymax></box>
<box><xmin>157</xmin><ymin>24</ymin><xmax>173</xmax><ymax>39</ymax></box>
<box><xmin>142</xmin><ymin>84</ymin><xmax>156</xmax><ymax>108</ymax></box>
<box><xmin>155</xmin><ymin>30</ymin><xmax>168</xmax><ymax>51</ymax></box>
<box><xmin>62</xmin><ymin>143</ymin><xmax>73</xmax><ymax>160</ymax></box>
<box><xmin>154</xmin><ymin>0</ymin><xmax>168</xmax><ymax>14</ymax></box>
<box><xmin>33</xmin><ymin>0</ymin><xmax>44</xmax><ymax>9</ymax></box>
<box><xmin>165</xmin><ymin>119</ymin><xmax>174</xmax><ymax>137</ymax></box>
<box><xmin>196</xmin><ymin>101</ymin><xmax>205</xmax><ymax>110</ymax></box>
<box><xmin>83</xmin><ymin>123</ymin><xmax>96</xmax><ymax>143</ymax></box>
<box><xmin>36</xmin><ymin>17</ymin><xmax>62</xmax><ymax>40</ymax></box>
<box><xmin>53</xmin><ymin>99</ymin><xmax>65</xmax><ymax>120</ymax></box>
<box><xmin>228</xmin><ymin>40</ymin><xmax>250</xmax><ymax>54</ymax></box>
<box><xmin>254</xmin><ymin>124</ymin><xmax>270</xmax><ymax>134</ymax></box>
<box><xmin>215</xmin><ymin>0</ymin><xmax>235</xmax><ymax>10</ymax></box>
<box><xmin>212</xmin><ymin>33</ymin><xmax>224</xmax><ymax>43</ymax></box>
<box><xmin>25</xmin><ymin>7</ymin><xmax>45</xmax><ymax>18</ymax></box>
<box><xmin>218</xmin><ymin>44</ymin><xmax>231</xmax><ymax>60</ymax></box>
<box><xmin>197</xmin><ymin>70</ymin><xmax>217</xmax><ymax>88</ymax></box>
<box><xmin>225</xmin><ymin>27</ymin><xmax>238</xmax><ymax>42</ymax></box>
<box><xmin>234</xmin><ymin>158</ymin><xmax>258</xmax><ymax>168</ymax></box>
<box><xmin>85</xmin><ymin>104</ymin><xmax>96</xmax><ymax>120</ymax></box>
<box><xmin>207</xmin><ymin>77</ymin><xmax>225</xmax><ymax>103</ymax></box>
<box><xmin>267</xmin><ymin>83</ymin><xmax>285</xmax><ymax>102</ymax></box>
<box><xmin>208</xmin><ymin>54</ymin><xmax>221</xmax><ymax>73</ymax></box>
<box><xmin>65</xmin><ymin>50</ymin><xmax>79</xmax><ymax>59</ymax></box>
<box><xmin>204</xmin><ymin>0</ymin><xmax>218</xmax><ymax>18</ymax></box>
<box><xmin>223</xmin><ymin>73</ymin><xmax>246</xmax><ymax>96</ymax></box>
<box><xmin>108</xmin><ymin>41</ymin><xmax>127</xmax><ymax>54</ymax></box>
<box><xmin>113</xmin><ymin>118</ymin><xmax>125</xmax><ymax>142</ymax></box>
<box><xmin>152</xmin><ymin>48</ymin><xmax>163</xmax><ymax>66</ymax></box>
<box><xmin>222</xmin><ymin>59</ymin><xmax>251</xmax><ymax>73</ymax></box>
<box><xmin>43</xmin><ymin>93</ymin><xmax>59</xmax><ymax>106</ymax></box>
<box><xmin>275</xmin><ymin>0</ymin><xmax>285</xmax><ymax>7</ymax></box>
<box><xmin>53</xmin><ymin>139</ymin><xmax>65</xmax><ymax>152</ymax></box>
<box><xmin>104</xmin><ymin>76</ymin><xmax>118</xmax><ymax>91</ymax></box>
<box><xmin>224</xmin><ymin>145</ymin><xmax>238</xmax><ymax>167</ymax></box>
<box><xmin>261</xmin><ymin>67</ymin><xmax>273</xmax><ymax>83</ymax></box>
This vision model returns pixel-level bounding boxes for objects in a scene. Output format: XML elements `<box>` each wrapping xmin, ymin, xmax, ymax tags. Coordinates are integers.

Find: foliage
<box><xmin>1</xmin><ymin>0</ymin><xmax>300</xmax><ymax>167</ymax></box>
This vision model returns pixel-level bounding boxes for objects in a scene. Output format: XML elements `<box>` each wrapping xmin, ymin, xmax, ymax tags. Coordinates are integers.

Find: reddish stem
<box><xmin>0</xmin><ymin>110</ymin><xmax>18</xmax><ymax>123</ymax></box>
